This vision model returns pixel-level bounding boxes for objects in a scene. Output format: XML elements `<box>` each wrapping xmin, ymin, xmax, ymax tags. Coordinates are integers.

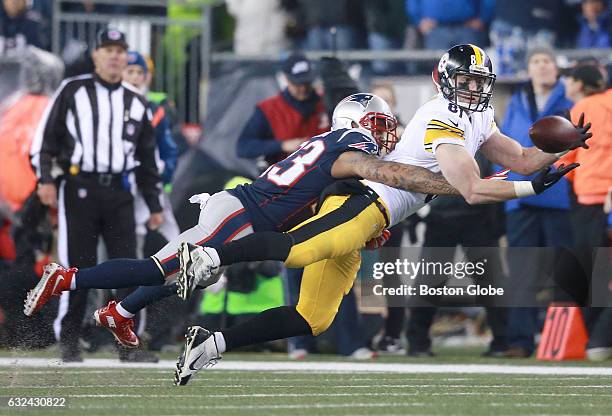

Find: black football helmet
<box><xmin>434</xmin><ymin>44</ymin><xmax>496</xmax><ymax>112</ymax></box>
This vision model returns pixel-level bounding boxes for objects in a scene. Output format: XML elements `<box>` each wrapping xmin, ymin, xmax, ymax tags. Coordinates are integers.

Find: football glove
<box><xmin>365</xmin><ymin>229</ymin><xmax>391</xmax><ymax>250</ymax></box>
<box><xmin>531</xmin><ymin>163</ymin><xmax>579</xmax><ymax>194</ymax></box>
<box><xmin>568</xmin><ymin>112</ymin><xmax>592</xmax><ymax>150</ymax></box>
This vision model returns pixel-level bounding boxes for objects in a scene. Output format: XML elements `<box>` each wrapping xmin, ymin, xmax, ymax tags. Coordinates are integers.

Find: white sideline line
<box><xmin>3</xmin><ymin>384</ymin><xmax>611</xmax><ymax>389</ymax></box>
<box><xmin>1</xmin><ymin>358</ymin><xmax>611</xmax><ymax>376</ymax></box>
<box><xmin>58</xmin><ymin>392</ymin><xmax>610</xmax><ymax>398</ymax></box>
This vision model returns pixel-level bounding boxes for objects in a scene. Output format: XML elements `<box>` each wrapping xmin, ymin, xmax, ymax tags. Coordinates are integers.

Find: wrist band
<box><xmin>554</xmin><ymin>149</ymin><xmax>570</xmax><ymax>158</ymax></box>
<box><xmin>513</xmin><ymin>181</ymin><xmax>536</xmax><ymax>198</ymax></box>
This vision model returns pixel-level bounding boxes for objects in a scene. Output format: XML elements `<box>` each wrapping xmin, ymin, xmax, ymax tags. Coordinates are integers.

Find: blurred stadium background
<box><xmin>1</xmin><ymin>1</ymin><xmax>611</xmax><ymax>415</ymax></box>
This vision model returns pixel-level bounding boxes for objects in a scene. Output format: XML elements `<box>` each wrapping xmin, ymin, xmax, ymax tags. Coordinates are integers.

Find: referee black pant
<box><xmin>55</xmin><ymin>174</ymin><xmax>137</xmax><ymax>352</ymax></box>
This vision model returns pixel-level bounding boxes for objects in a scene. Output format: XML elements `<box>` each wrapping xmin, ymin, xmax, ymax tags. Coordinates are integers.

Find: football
<box><xmin>528</xmin><ymin>116</ymin><xmax>578</xmax><ymax>153</ymax></box>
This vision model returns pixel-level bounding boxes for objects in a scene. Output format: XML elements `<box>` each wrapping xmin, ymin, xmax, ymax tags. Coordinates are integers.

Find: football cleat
<box><xmin>24</xmin><ymin>263</ymin><xmax>77</xmax><ymax>316</ymax></box>
<box><xmin>174</xmin><ymin>326</ymin><xmax>221</xmax><ymax>386</ymax></box>
<box><xmin>176</xmin><ymin>242</ymin><xmax>220</xmax><ymax>300</ymax></box>
<box><xmin>93</xmin><ymin>301</ymin><xmax>139</xmax><ymax>348</ymax></box>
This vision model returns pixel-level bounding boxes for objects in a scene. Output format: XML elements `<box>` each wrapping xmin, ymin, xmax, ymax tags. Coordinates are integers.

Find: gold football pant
<box><xmin>285</xmin><ymin>194</ymin><xmax>389</xmax><ymax>335</ymax></box>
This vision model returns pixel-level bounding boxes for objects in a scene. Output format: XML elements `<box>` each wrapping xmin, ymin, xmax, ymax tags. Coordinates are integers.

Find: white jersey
<box><xmin>366</xmin><ymin>93</ymin><xmax>498</xmax><ymax>226</ymax></box>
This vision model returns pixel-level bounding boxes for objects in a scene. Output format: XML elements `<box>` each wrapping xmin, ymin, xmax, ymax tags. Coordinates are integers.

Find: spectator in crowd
<box><xmin>236</xmin><ymin>52</ymin><xmax>329</xmax><ymax>167</ymax></box>
<box><xmin>363</xmin><ymin>0</ymin><xmax>407</xmax><ymax>75</ymax></box>
<box><xmin>499</xmin><ymin>47</ymin><xmax>574</xmax><ymax>358</ymax></box>
<box><xmin>0</xmin><ymin>0</ymin><xmax>43</xmax><ymax>53</ymax></box>
<box><xmin>403</xmin><ymin>153</ymin><xmax>508</xmax><ymax>358</ymax></box>
<box><xmin>491</xmin><ymin>0</ymin><xmax>568</xmax><ymax>48</ymax></box>
<box><xmin>558</xmin><ymin>64</ymin><xmax>611</xmax><ymax>361</ymax></box>
<box><xmin>489</xmin><ymin>0</ymin><xmax>573</xmax><ymax>75</ymax></box>
<box><xmin>123</xmin><ymin>50</ymin><xmax>180</xmax><ymax>251</ymax></box>
<box><xmin>30</xmin><ymin>29</ymin><xmax>163</xmax><ymax>362</ymax></box>
<box><xmin>297</xmin><ymin>0</ymin><xmax>365</xmax><ymax>50</ymax></box>
<box><xmin>121</xmin><ymin>51</ymin><xmax>182</xmax><ymax>352</ymax></box>
<box><xmin>226</xmin><ymin>0</ymin><xmax>288</xmax><ymax>55</ymax></box>
<box><xmin>30</xmin><ymin>0</ymin><xmax>51</xmax><ymax>50</ymax></box>
<box><xmin>0</xmin><ymin>48</ymin><xmax>63</xmax><ymax>213</ymax></box>
<box><xmin>407</xmin><ymin>0</ymin><xmax>494</xmax><ymax>49</ymax></box>
<box><xmin>564</xmin><ymin>63</ymin><xmax>608</xmax><ymax>102</ymax></box>
<box><xmin>576</xmin><ymin>0</ymin><xmax>611</xmax><ymax>48</ymax></box>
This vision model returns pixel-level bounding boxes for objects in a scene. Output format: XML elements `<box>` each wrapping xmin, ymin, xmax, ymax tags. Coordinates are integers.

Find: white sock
<box><xmin>213</xmin><ymin>332</ymin><xmax>226</xmax><ymax>354</ymax></box>
<box><xmin>70</xmin><ymin>274</ymin><xmax>77</xmax><ymax>290</ymax></box>
<box><xmin>115</xmin><ymin>302</ymin><xmax>135</xmax><ymax>318</ymax></box>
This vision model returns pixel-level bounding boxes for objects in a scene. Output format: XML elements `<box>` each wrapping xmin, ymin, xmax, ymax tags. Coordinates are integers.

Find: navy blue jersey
<box><xmin>229</xmin><ymin>128</ymin><xmax>379</xmax><ymax>232</ymax></box>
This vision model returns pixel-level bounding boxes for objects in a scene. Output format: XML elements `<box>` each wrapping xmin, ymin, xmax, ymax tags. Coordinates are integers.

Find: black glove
<box><xmin>531</xmin><ymin>163</ymin><xmax>579</xmax><ymax>194</ymax></box>
<box><xmin>568</xmin><ymin>113</ymin><xmax>592</xmax><ymax>150</ymax></box>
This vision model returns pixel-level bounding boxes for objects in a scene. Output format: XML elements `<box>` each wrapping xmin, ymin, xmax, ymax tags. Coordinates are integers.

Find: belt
<box><xmin>364</xmin><ymin>188</ymin><xmax>390</xmax><ymax>228</ymax></box>
<box><xmin>72</xmin><ymin>172</ymin><xmax>123</xmax><ymax>187</ymax></box>
<box><xmin>318</xmin><ymin>179</ymin><xmax>390</xmax><ymax>227</ymax></box>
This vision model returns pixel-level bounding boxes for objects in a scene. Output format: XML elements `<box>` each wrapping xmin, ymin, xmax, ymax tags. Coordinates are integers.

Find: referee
<box><xmin>30</xmin><ymin>29</ymin><xmax>163</xmax><ymax>361</ymax></box>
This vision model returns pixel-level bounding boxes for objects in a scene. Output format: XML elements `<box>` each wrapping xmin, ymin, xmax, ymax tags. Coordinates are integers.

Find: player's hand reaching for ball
<box><xmin>568</xmin><ymin>113</ymin><xmax>592</xmax><ymax>150</ymax></box>
<box><xmin>147</xmin><ymin>212</ymin><xmax>164</xmax><ymax>230</ymax></box>
<box><xmin>531</xmin><ymin>163</ymin><xmax>580</xmax><ymax>194</ymax></box>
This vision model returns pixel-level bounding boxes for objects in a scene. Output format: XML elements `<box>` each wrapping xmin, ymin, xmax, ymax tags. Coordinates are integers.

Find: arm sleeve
<box><xmin>30</xmin><ymin>82</ymin><xmax>69</xmax><ymax>183</ymax></box>
<box><xmin>135</xmin><ymin>107</ymin><xmax>162</xmax><ymax>213</ymax></box>
<box><xmin>236</xmin><ymin>107</ymin><xmax>283</xmax><ymax>158</ymax></box>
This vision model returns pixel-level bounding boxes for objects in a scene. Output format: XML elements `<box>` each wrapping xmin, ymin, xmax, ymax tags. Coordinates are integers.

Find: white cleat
<box><xmin>176</xmin><ymin>242</ymin><xmax>220</xmax><ymax>300</ymax></box>
<box><xmin>174</xmin><ymin>326</ymin><xmax>221</xmax><ymax>386</ymax></box>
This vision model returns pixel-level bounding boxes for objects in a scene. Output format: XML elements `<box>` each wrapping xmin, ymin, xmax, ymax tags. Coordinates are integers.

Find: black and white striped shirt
<box><xmin>31</xmin><ymin>73</ymin><xmax>162</xmax><ymax>212</ymax></box>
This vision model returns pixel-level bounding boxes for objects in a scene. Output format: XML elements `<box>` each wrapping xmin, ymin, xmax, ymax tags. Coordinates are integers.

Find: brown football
<box><xmin>528</xmin><ymin>116</ymin><xmax>578</xmax><ymax>153</ymax></box>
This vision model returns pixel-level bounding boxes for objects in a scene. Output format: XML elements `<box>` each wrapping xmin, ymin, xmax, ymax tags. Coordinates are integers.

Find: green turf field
<box><xmin>1</xmin><ymin>349</ymin><xmax>611</xmax><ymax>416</ymax></box>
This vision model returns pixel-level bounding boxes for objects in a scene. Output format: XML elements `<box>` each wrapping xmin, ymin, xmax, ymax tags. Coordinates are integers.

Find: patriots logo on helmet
<box><xmin>348</xmin><ymin>94</ymin><xmax>374</xmax><ymax>108</ymax></box>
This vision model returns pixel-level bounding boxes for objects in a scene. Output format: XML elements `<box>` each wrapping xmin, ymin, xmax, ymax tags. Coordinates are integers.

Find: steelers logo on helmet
<box><xmin>436</xmin><ymin>44</ymin><xmax>496</xmax><ymax>112</ymax></box>
<box><xmin>332</xmin><ymin>93</ymin><xmax>399</xmax><ymax>154</ymax></box>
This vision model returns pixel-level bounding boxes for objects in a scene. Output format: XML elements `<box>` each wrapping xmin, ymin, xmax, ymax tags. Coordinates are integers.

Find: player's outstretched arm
<box><xmin>481</xmin><ymin>116</ymin><xmax>591</xmax><ymax>175</ymax></box>
<box><xmin>480</xmin><ymin>131</ymin><xmax>557</xmax><ymax>175</ymax></box>
<box><xmin>436</xmin><ymin>143</ymin><xmax>578</xmax><ymax>204</ymax></box>
<box><xmin>331</xmin><ymin>151</ymin><xmax>460</xmax><ymax>195</ymax></box>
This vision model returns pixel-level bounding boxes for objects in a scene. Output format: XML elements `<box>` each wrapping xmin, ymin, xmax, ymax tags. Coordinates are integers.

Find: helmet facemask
<box><xmin>359</xmin><ymin>112</ymin><xmax>399</xmax><ymax>153</ymax></box>
<box><xmin>448</xmin><ymin>69</ymin><xmax>495</xmax><ymax>112</ymax></box>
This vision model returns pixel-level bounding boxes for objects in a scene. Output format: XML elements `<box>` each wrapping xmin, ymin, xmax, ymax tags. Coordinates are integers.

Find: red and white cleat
<box><xmin>93</xmin><ymin>301</ymin><xmax>139</xmax><ymax>349</ymax></box>
<box><xmin>23</xmin><ymin>263</ymin><xmax>76</xmax><ymax>316</ymax></box>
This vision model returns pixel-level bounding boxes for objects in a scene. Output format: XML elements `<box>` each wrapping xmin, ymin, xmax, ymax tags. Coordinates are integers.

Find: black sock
<box><xmin>216</xmin><ymin>232</ymin><xmax>293</xmax><ymax>266</ymax></box>
<box><xmin>384</xmin><ymin>307</ymin><xmax>405</xmax><ymax>339</ymax></box>
<box><xmin>221</xmin><ymin>306</ymin><xmax>311</xmax><ymax>351</ymax></box>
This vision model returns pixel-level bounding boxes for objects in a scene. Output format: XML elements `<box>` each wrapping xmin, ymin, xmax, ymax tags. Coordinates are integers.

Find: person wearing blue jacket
<box><xmin>576</xmin><ymin>0</ymin><xmax>611</xmax><ymax>49</ymax></box>
<box><xmin>500</xmin><ymin>47</ymin><xmax>575</xmax><ymax>358</ymax></box>
<box><xmin>407</xmin><ymin>0</ymin><xmax>495</xmax><ymax>49</ymax></box>
<box><xmin>123</xmin><ymin>51</ymin><xmax>180</xmax><ymax>247</ymax></box>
